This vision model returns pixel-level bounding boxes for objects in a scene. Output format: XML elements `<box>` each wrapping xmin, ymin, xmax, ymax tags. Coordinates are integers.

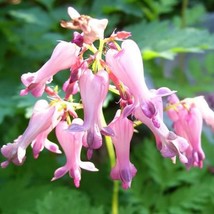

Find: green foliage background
<box><xmin>0</xmin><ymin>0</ymin><xmax>214</xmax><ymax>213</ymax></box>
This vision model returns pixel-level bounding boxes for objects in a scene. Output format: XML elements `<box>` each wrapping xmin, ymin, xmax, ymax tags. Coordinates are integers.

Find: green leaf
<box><xmin>35</xmin><ymin>0</ymin><xmax>55</xmax><ymax>11</ymax></box>
<box><xmin>0</xmin><ymin>176</ymin><xmax>104</xmax><ymax>214</ymax></box>
<box><xmin>204</xmin><ymin>53</ymin><xmax>214</xmax><ymax>75</ymax></box>
<box><xmin>154</xmin><ymin>0</ymin><xmax>179</xmax><ymax>14</ymax></box>
<box><xmin>125</xmin><ymin>21</ymin><xmax>214</xmax><ymax>60</ymax></box>
<box><xmin>143</xmin><ymin>49</ymin><xmax>175</xmax><ymax>60</ymax></box>
<box><xmin>0</xmin><ymin>80</ymin><xmax>19</xmax><ymax>123</ymax></box>
<box><xmin>173</xmin><ymin>4</ymin><xmax>206</xmax><ymax>27</ymax></box>
<box><xmin>8</xmin><ymin>7</ymin><xmax>53</xmax><ymax>29</ymax></box>
<box><xmin>119</xmin><ymin>204</ymin><xmax>149</xmax><ymax>214</ymax></box>
<box><xmin>91</xmin><ymin>0</ymin><xmax>143</xmax><ymax>17</ymax></box>
<box><xmin>130</xmin><ymin>137</ymin><xmax>214</xmax><ymax>213</ymax></box>
<box><xmin>168</xmin><ymin>178</ymin><xmax>214</xmax><ymax>213</ymax></box>
<box><xmin>33</xmin><ymin>187</ymin><xmax>104</xmax><ymax>214</ymax></box>
<box><xmin>202</xmin><ymin>131</ymin><xmax>214</xmax><ymax>166</ymax></box>
<box><xmin>0</xmin><ymin>177</ymin><xmax>51</xmax><ymax>214</ymax></box>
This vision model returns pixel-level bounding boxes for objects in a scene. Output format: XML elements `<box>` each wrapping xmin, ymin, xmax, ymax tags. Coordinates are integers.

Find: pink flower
<box><xmin>109</xmin><ymin>30</ymin><xmax>132</xmax><ymax>41</ymax></box>
<box><xmin>1</xmin><ymin>99</ymin><xmax>63</xmax><ymax>168</ymax></box>
<box><xmin>134</xmin><ymin>106</ymin><xmax>189</xmax><ymax>164</ymax></box>
<box><xmin>166</xmin><ymin>94</ymin><xmax>214</xmax><ymax>168</ymax></box>
<box><xmin>106</xmin><ymin>39</ymin><xmax>149</xmax><ymax>104</ymax></box>
<box><xmin>31</xmin><ymin>127</ymin><xmax>61</xmax><ymax>159</ymax></box>
<box><xmin>106</xmin><ymin>39</ymin><xmax>175</xmax><ymax>125</ymax></box>
<box><xmin>106</xmin><ymin>39</ymin><xmax>187</xmax><ymax>162</ymax></box>
<box><xmin>20</xmin><ymin>41</ymin><xmax>80</xmax><ymax>97</ymax></box>
<box><xmin>184</xmin><ymin>96</ymin><xmax>214</xmax><ymax>131</ymax></box>
<box><xmin>60</xmin><ymin>7</ymin><xmax>108</xmax><ymax>44</ymax></box>
<box><xmin>63</xmin><ymin>60</ymin><xmax>82</xmax><ymax>99</ymax></box>
<box><xmin>72</xmin><ymin>31</ymin><xmax>84</xmax><ymax>47</ymax></box>
<box><xmin>52</xmin><ymin>120</ymin><xmax>98</xmax><ymax>187</ymax></box>
<box><xmin>108</xmin><ymin>111</ymin><xmax>137</xmax><ymax>189</ymax></box>
<box><xmin>69</xmin><ymin>69</ymin><xmax>113</xmax><ymax>159</ymax></box>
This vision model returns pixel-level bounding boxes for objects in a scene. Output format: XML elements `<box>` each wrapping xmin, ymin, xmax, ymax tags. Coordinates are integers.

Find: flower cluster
<box><xmin>1</xmin><ymin>7</ymin><xmax>214</xmax><ymax>189</ymax></box>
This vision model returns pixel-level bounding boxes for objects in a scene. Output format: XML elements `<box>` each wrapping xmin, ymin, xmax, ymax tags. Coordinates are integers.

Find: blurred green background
<box><xmin>0</xmin><ymin>0</ymin><xmax>214</xmax><ymax>213</ymax></box>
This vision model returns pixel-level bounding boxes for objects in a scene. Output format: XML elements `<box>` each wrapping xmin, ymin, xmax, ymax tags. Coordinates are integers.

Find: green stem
<box><xmin>98</xmin><ymin>39</ymin><xmax>119</xmax><ymax>214</ymax></box>
<box><xmin>101</xmin><ymin>110</ymin><xmax>119</xmax><ymax>214</ymax></box>
<box><xmin>181</xmin><ymin>0</ymin><xmax>188</xmax><ymax>28</ymax></box>
<box><xmin>105</xmin><ymin>136</ymin><xmax>116</xmax><ymax>168</ymax></box>
<box><xmin>105</xmin><ymin>135</ymin><xmax>119</xmax><ymax>214</ymax></box>
<box><xmin>179</xmin><ymin>0</ymin><xmax>189</xmax><ymax>83</ymax></box>
<box><xmin>112</xmin><ymin>180</ymin><xmax>119</xmax><ymax>214</ymax></box>
<box><xmin>92</xmin><ymin>39</ymin><xmax>105</xmax><ymax>72</ymax></box>
<box><xmin>98</xmin><ymin>39</ymin><xmax>105</xmax><ymax>53</ymax></box>
<box><xmin>85</xmin><ymin>43</ymin><xmax>97</xmax><ymax>53</ymax></box>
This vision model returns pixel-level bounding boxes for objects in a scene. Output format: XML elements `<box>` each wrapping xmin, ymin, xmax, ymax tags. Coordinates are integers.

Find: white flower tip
<box><xmin>80</xmin><ymin>161</ymin><xmax>99</xmax><ymax>172</ymax></box>
<box><xmin>93</xmin><ymin>167</ymin><xmax>99</xmax><ymax>172</ymax></box>
<box><xmin>17</xmin><ymin>147</ymin><xmax>26</xmax><ymax>163</ymax></box>
<box><xmin>100</xmin><ymin>18</ymin><xmax>108</xmax><ymax>28</ymax></box>
<box><xmin>51</xmin><ymin>177</ymin><xmax>57</xmax><ymax>182</ymax></box>
<box><xmin>179</xmin><ymin>154</ymin><xmax>189</xmax><ymax>164</ymax></box>
<box><xmin>171</xmin><ymin>156</ymin><xmax>176</xmax><ymax>164</ymax></box>
<box><xmin>45</xmin><ymin>141</ymin><xmax>62</xmax><ymax>154</ymax></box>
<box><xmin>56</xmin><ymin>150</ymin><xmax>62</xmax><ymax>154</ymax></box>
<box><xmin>68</xmin><ymin>7</ymin><xmax>80</xmax><ymax>19</ymax></box>
<box><xmin>33</xmin><ymin>99</ymin><xmax>49</xmax><ymax>112</ymax></box>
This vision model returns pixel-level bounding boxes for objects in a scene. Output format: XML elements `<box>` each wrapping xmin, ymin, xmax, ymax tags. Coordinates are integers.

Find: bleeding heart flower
<box><xmin>20</xmin><ymin>41</ymin><xmax>80</xmax><ymax>97</ymax></box>
<box><xmin>1</xmin><ymin>99</ymin><xmax>64</xmax><ymax>168</ymax></box>
<box><xmin>52</xmin><ymin>119</ymin><xmax>98</xmax><ymax>187</ymax></box>
<box><xmin>108</xmin><ymin>110</ymin><xmax>137</xmax><ymax>189</ymax></box>
<box><xmin>69</xmin><ymin>69</ymin><xmax>113</xmax><ymax>159</ymax></box>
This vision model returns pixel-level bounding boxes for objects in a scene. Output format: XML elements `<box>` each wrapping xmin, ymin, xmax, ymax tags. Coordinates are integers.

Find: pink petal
<box><xmin>79</xmin><ymin>161</ymin><xmax>98</xmax><ymax>171</ymax></box>
<box><xmin>51</xmin><ymin>166</ymin><xmax>68</xmax><ymax>181</ymax></box>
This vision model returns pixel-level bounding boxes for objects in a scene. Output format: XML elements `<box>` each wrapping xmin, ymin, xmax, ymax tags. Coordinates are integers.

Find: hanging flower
<box><xmin>106</xmin><ymin>39</ymin><xmax>175</xmax><ymax>124</ymax></box>
<box><xmin>106</xmin><ymin>39</ymin><xmax>187</xmax><ymax>163</ymax></box>
<box><xmin>108</xmin><ymin>110</ymin><xmax>137</xmax><ymax>189</ymax></box>
<box><xmin>69</xmin><ymin>69</ymin><xmax>113</xmax><ymax>159</ymax></box>
<box><xmin>1</xmin><ymin>99</ymin><xmax>64</xmax><ymax>168</ymax></box>
<box><xmin>166</xmin><ymin>94</ymin><xmax>214</xmax><ymax>168</ymax></box>
<box><xmin>52</xmin><ymin>119</ymin><xmax>98</xmax><ymax>187</ymax></box>
<box><xmin>20</xmin><ymin>41</ymin><xmax>80</xmax><ymax>97</ymax></box>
